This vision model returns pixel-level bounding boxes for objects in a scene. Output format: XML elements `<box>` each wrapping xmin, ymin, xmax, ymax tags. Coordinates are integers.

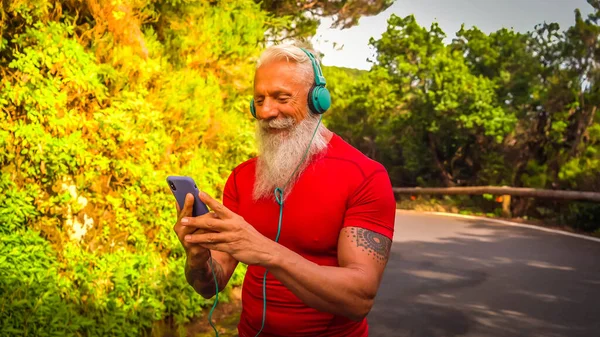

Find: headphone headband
<box><xmin>300</xmin><ymin>48</ymin><xmax>326</xmax><ymax>87</ymax></box>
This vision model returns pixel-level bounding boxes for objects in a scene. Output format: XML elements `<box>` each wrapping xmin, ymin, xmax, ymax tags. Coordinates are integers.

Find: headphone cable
<box><xmin>207</xmin><ymin>250</ymin><xmax>220</xmax><ymax>336</ymax></box>
<box><xmin>254</xmin><ymin>114</ymin><xmax>323</xmax><ymax>337</ymax></box>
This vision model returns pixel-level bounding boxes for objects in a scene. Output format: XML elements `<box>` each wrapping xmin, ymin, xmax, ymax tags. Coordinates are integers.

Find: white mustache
<box><xmin>259</xmin><ymin>117</ymin><xmax>295</xmax><ymax>129</ymax></box>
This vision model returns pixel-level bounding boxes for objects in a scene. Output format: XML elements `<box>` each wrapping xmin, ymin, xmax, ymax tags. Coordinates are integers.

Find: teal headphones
<box><xmin>250</xmin><ymin>47</ymin><xmax>332</xmax><ymax>118</ymax></box>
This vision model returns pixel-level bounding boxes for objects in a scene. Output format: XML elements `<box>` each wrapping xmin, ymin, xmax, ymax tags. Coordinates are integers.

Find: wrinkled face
<box><xmin>253</xmin><ymin>59</ymin><xmax>310</xmax><ymax>133</ymax></box>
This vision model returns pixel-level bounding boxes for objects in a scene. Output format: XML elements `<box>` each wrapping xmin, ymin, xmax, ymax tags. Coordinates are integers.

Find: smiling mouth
<box><xmin>265</xmin><ymin>127</ymin><xmax>290</xmax><ymax>134</ymax></box>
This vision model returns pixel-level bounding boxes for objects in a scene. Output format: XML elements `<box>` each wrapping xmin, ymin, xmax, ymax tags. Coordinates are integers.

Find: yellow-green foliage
<box><xmin>0</xmin><ymin>0</ymin><xmax>270</xmax><ymax>335</ymax></box>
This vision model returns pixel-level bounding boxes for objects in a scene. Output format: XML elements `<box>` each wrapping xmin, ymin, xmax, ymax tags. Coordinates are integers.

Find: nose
<box><xmin>257</xmin><ymin>98</ymin><xmax>279</xmax><ymax>120</ymax></box>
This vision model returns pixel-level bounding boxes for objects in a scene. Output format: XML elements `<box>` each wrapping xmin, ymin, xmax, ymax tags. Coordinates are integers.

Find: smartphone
<box><xmin>166</xmin><ymin>176</ymin><xmax>210</xmax><ymax>217</ymax></box>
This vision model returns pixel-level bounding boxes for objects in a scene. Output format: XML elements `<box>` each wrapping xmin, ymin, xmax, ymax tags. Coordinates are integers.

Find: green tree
<box><xmin>366</xmin><ymin>14</ymin><xmax>516</xmax><ymax>187</ymax></box>
<box><xmin>450</xmin><ymin>1</ymin><xmax>599</xmax><ymax>218</ymax></box>
<box><xmin>325</xmin><ymin>2</ymin><xmax>600</xmax><ymax>230</ymax></box>
<box><xmin>258</xmin><ymin>0</ymin><xmax>395</xmax><ymax>41</ymax></box>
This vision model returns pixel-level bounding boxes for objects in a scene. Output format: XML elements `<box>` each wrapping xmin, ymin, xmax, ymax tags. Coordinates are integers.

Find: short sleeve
<box><xmin>223</xmin><ymin>169</ymin><xmax>239</xmax><ymax>214</ymax></box>
<box><xmin>342</xmin><ymin>168</ymin><xmax>396</xmax><ymax>239</ymax></box>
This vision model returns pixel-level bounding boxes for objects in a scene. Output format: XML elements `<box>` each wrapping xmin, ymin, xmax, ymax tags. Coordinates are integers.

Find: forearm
<box><xmin>264</xmin><ymin>245</ymin><xmax>376</xmax><ymax>321</ymax></box>
<box><xmin>185</xmin><ymin>253</ymin><xmax>227</xmax><ymax>299</ymax></box>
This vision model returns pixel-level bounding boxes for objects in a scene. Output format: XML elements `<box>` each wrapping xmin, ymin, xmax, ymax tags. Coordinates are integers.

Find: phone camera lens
<box><xmin>169</xmin><ymin>182</ymin><xmax>176</xmax><ymax>190</ymax></box>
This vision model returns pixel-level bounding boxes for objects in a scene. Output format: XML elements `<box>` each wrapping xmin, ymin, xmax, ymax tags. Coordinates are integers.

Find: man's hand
<box><xmin>173</xmin><ymin>193</ymin><xmax>211</xmax><ymax>267</ymax></box>
<box><xmin>180</xmin><ymin>191</ymin><xmax>275</xmax><ymax>267</ymax></box>
<box><xmin>173</xmin><ymin>192</ymin><xmax>237</xmax><ymax>299</ymax></box>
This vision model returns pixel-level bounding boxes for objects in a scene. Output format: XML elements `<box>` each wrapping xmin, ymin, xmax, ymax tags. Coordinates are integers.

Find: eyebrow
<box><xmin>255</xmin><ymin>90</ymin><xmax>292</xmax><ymax>98</ymax></box>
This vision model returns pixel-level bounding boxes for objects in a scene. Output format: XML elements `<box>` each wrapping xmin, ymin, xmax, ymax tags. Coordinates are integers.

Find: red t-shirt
<box><xmin>222</xmin><ymin>133</ymin><xmax>396</xmax><ymax>337</ymax></box>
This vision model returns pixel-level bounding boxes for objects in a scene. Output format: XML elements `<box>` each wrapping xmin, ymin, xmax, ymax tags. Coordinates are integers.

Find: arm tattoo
<box><xmin>185</xmin><ymin>256</ymin><xmax>224</xmax><ymax>296</ymax></box>
<box><xmin>347</xmin><ymin>228</ymin><xmax>392</xmax><ymax>264</ymax></box>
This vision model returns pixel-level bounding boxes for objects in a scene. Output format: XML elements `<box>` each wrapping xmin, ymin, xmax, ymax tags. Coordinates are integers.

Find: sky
<box><xmin>311</xmin><ymin>0</ymin><xmax>596</xmax><ymax>70</ymax></box>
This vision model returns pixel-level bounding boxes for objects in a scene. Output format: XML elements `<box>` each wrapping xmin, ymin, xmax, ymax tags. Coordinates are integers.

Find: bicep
<box><xmin>339</xmin><ymin>168</ymin><xmax>395</xmax><ymax>275</ymax></box>
<box><xmin>338</xmin><ymin>226</ymin><xmax>392</xmax><ymax>293</ymax></box>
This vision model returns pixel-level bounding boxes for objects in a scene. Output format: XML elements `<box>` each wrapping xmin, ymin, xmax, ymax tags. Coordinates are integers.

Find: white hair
<box><xmin>256</xmin><ymin>43</ymin><xmax>320</xmax><ymax>87</ymax></box>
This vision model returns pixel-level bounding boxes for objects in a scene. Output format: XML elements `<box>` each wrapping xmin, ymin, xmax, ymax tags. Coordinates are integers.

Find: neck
<box><xmin>321</xmin><ymin>127</ymin><xmax>333</xmax><ymax>143</ymax></box>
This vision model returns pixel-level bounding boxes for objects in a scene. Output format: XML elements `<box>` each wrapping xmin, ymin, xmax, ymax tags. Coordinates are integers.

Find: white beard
<box><xmin>253</xmin><ymin>113</ymin><xmax>329</xmax><ymax>202</ymax></box>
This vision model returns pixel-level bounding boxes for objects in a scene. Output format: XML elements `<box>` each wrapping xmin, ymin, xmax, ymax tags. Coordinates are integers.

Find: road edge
<box><xmin>396</xmin><ymin>209</ymin><xmax>600</xmax><ymax>243</ymax></box>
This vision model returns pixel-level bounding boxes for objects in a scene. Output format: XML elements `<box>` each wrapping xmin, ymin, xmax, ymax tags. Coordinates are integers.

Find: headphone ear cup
<box><xmin>307</xmin><ymin>85</ymin><xmax>317</xmax><ymax>114</ymax></box>
<box><xmin>308</xmin><ymin>86</ymin><xmax>331</xmax><ymax>115</ymax></box>
<box><xmin>250</xmin><ymin>98</ymin><xmax>257</xmax><ymax>119</ymax></box>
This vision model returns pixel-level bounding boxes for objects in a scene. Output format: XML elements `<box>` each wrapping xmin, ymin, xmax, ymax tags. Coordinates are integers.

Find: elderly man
<box><xmin>173</xmin><ymin>43</ymin><xmax>396</xmax><ymax>337</ymax></box>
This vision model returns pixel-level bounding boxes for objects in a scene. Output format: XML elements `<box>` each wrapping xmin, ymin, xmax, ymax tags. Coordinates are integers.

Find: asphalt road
<box><xmin>368</xmin><ymin>211</ymin><xmax>600</xmax><ymax>337</ymax></box>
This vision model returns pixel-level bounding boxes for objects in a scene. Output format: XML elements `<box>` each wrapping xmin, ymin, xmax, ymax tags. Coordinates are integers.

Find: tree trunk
<box><xmin>569</xmin><ymin>106</ymin><xmax>597</xmax><ymax>158</ymax></box>
<box><xmin>428</xmin><ymin>132</ymin><xmax>456</xmax><ymax>187</ymax></box>
<box><xmin>512</xmin><ymin>197</ymin><xmax>530</xmax><ymax>217</ymax></box>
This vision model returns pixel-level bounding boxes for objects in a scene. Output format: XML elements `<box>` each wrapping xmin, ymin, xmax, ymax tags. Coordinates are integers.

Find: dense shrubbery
<box><xmin>0</xmin><ymin>0</ymin><xmax>266</xmax><ymax>335</ymax></box>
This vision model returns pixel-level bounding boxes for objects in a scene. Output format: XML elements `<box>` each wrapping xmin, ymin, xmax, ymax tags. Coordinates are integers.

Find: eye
<box><xmin>277</xmin><ymin>96</ymin><xmax>290</xmax><ymax>103</ymax></box>
<box><xmin>255</xmin><ymin>98</ymin><xmax>264</xmax><ymax>106</ymax></box>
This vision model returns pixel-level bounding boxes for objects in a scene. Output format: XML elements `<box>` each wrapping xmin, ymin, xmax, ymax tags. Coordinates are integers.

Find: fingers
<box><xmin>174</xmin><ymin>225</ymin><xmax>197</xmax><ymax>244</ymax></box>
<box><xmin>181</xmin><ymin>215</ymin><xmax>227</xmax><ymax>232</ymax></box>
<box><xmin>184</xmin><ymin>231</ymin><xmax>230</xmax><ymax>245</ymax></box>
<box><xmin>174</xmin><ymin>193</ymin><xmax>201</xmax><ymax>241</ymax></box>
<box><xmin>181</xmin><ymin>193</ymin><xmax>195</xmax><ymax>218</ymax></box>
<box><xmin>199</xmin><ymin>191</ymin><xmax>232</xmax><ymax>219</ymax></box>
<box><xmin>197</xmin><ymin>242</ymin><xmax>227</xmax><ymax>252</ymax></box>
<box><xmin>174</xmin><ymin>191</ymin><xmax>236</xmax><ymax>254</ymax></box>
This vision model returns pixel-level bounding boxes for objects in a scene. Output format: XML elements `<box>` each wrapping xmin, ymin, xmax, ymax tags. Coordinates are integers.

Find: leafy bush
<box><xmin>0</xmin><ymin>0</ymin><xmax>270</xmax><ymax>335</ymax></box>
<box><xmin>0</xmin><ymin>227</ymin><xmax>249</xmax><ymax>336</ymax></box>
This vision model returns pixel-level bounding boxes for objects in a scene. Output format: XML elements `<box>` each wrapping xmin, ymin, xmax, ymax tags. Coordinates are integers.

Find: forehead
<box><xmin>254</xmin><ymin>60</ymin><xmax>305</xmax><ymax>92</ymax></box>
